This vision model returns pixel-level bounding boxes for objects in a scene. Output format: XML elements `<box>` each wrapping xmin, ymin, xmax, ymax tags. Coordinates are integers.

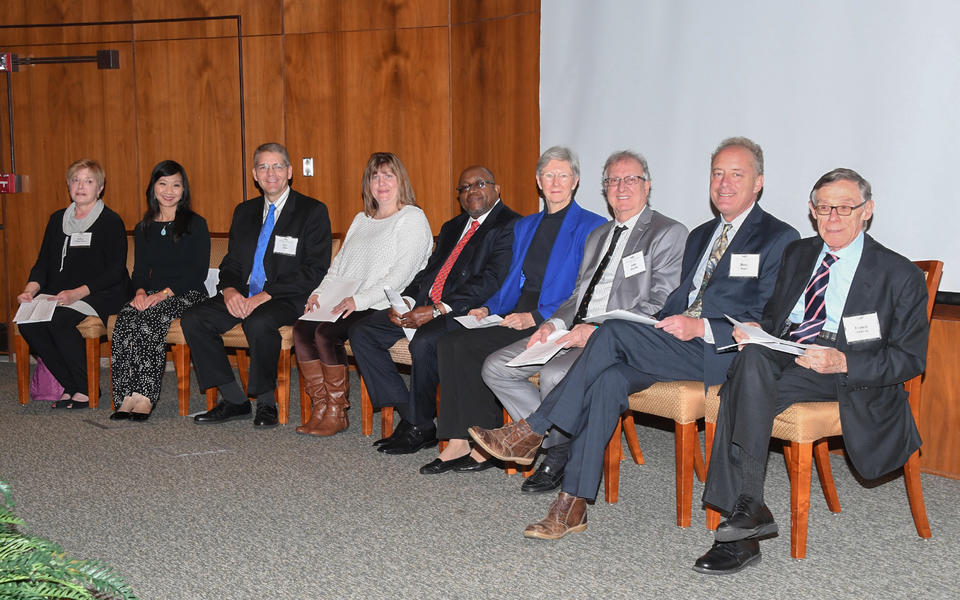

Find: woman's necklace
<box><xmin>159</xmin><ymin>215</ymin><xmax>175</xmax><ymax>236</ymax></box>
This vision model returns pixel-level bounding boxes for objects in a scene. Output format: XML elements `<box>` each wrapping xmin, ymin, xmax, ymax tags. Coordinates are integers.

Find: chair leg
<box><xmin>15</xmin><ymin>331</ymin><xmax>30</xmax><ymax>405</ymax></box>
<box><xmin>172</xmin><ymin>343</ymin><xmax>191</xmax><ymax>416</ymax></box>
<box><xmin>603</xmin><ymin>417</ymin><xmax>623</xmax><ymax>504</ymax></box>
<box><xmin>276</xmin><ymin>349</ymin><xmax>290</xmax><ymax>425</ymax></box>
<box><xmin>788</xmin><ymin>441</ymin><xmax>813</xmax><ymax>559</ymax></box>
<box><xmin>704</xmin><ymin>421</ymin><xmax>721</xmax><ymax>530</ymax></box>
<box><xmin>298</xmin><ymin>366</ymin><xmax>310</xmax><ymax>424</ymax></box>
<box><xmin>693</xmin><ymin>423</ymin><xmax>706</xmax><ymax>483</ymax></box>
<box><xmin>380</xmin><ymin>406</ymin><xmax>394</xmax><ymax>438</ymax></box>
<box><xmin>675</xmin><ymin>421</ymin><xmax>696</xmax><ymax>528</ymax></box>
<box><xmin>86</xmin><ymin>337</ymin><xmax>100</xmax><ymax>408</ymax></box>
<box><xmin>903</xmin><ymin>449</ymin><xmax>932</xmax><ymax>538</ymax></box>
<box><xmin>360</xmin><ymin>375</ymin><xmax>373</xmax><ymax>435</ymax></box>
<box><xmin>205</xmin><ymin>387</ymin><xmax>218</xmax><ymax>410</ymax></box>
<box><xmin>813</xmin><ymin>439</ymin><xmax>841</xmax><ymax>513</ymax></box>
<box><xmin>622</xmin><ymin>411</ymin><xmax>644</xmax><ymax>465</ymax></box>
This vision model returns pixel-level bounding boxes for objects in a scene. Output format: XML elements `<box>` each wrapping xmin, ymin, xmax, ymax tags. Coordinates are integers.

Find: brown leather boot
<box><xmin>523</xmin><ymin>492</ymin><xmax>588</xmax><ymax>540</ymax></box>
<box><xmin>295</xmin><ymin>359</ymin><xmax>328</xmax><ymax>435</ymax></box>
<box><xmin>307</xmin><ymin>363</ymin><xmax>350</xmax><ymax>436</ymax></box>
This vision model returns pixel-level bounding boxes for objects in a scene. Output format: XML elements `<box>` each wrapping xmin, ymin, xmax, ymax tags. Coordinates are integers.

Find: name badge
<box><xmin>274</xmin><ymin>236</ymin><xmax>298</xmax><ymax>255</ymax></box>
<box><xmin>843</xmin><ymin>312</ymin><xmax>882</xmax><ymax>343</ymax></box>
<box><xmin>69</xmin><ymin>232</ymin><xmax>92</xmax><ymax>247</ymax></box>
<box><xmin>729</xmin><ymin>253</ymin><xmax>760</xmax><ymax>278</ymax></box>
<box><xmin>621</xmin><ymin>251</ymin><xmax>646</xmax><ymax>278</ymax></box>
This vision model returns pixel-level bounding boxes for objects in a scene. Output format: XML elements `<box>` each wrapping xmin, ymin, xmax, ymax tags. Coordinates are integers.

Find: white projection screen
<box><xmin>540</xmin><ymin>0</ymin><xmax>960</xmax><ymax>292</ymax></box>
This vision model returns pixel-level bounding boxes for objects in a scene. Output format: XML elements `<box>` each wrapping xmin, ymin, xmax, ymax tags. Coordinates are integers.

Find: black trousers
<box><xmin>436</xmin><ymin>324</ymin><xmax>534</xmax><ymax>439</ymax></box>
<box><xmin>19</xmin><ymin>307</ymin><xmax>88</xmax><ymax>395</ymax></box>
<box><xmin>348</xmin><ymin>308</ymin><xmax>462</xmax><ymax>427</ymax></box>
<box><xmin>180</xmin><ymin>294</ymin><xmax>300</xmax><ymax>397</ymax></box>
<box><xmin>702</xmin><ymin>343</ymin><xmax>837</xmax><ymax>514</ymax></box>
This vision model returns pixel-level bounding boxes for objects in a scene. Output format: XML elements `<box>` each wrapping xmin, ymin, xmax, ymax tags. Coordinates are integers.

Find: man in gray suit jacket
<box><xmin>481</xmin><ymin>150</ymin><xmax>687</xmax><ymax>492</ymax></box>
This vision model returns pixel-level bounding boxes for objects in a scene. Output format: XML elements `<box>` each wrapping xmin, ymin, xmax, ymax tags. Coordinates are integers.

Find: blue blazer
<box><xmin>483</xmin><ymin>200</ymin><xmax>605</xmax><ymax>320</ymax></box>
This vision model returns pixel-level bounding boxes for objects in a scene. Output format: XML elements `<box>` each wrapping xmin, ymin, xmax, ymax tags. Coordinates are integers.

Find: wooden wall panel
<box><xmin>283</xmin><ymin>0</ymin><xmax>448</xmax><ymax>34</ymax></box>
<box><xmin>451</xmin><ymin>13</ymin><xmax>540</xmax><ymax>217</ymax></box>
<box><xmin>240</xmin><ymin>34</ymin><xmax>286</xmax><ymax>215</ymax></box>
<box><xmin>451</xmin><ymin>0</ymin><xmax>539</xmax><ymax>25</ymax></box>
<box><xmin>132</xmin><ymin>0</ymin><xmax>283</xmax><ymax>39</ymax></box>
<box><xmin>4</xmin><ymin>42</ymin><xmax>138</xmax><ymax>310</ymax></box>
<box><xmin>284</xmin><ymin>28</ymin><xmax>452</xmax><ymax>234</ymax></box>
<box><xmin>0</xmin><ymin>1</ymin><xmax>132</xmax><ymax>45</ymax></box>
<box><xmin>135</xmin><ymin>38</ymin><xmax>244</xmax><ymax>234</ymax></box>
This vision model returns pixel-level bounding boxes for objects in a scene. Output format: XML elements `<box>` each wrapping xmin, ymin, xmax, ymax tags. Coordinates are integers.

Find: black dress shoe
<box><xmin>692</xmin><ymin>540</ymin><xmax>761</xmax><ymax>575</ymax></box>
<box><xmin>373</xmin><ymin>419</ymin><xmax>412</xmax><ymax>447</ymax></box>
<box><xmin>379</xmin><ymin>424</ymin><xmax>438</xmax><ymax>455</ymax></box>
<box><xmin>253</xmin><ymin>404</ymin><xmax>279</xmax><ymax>429</ymax></box>
<box><xmin>453</xmin><ymin>456</ymin><xmax>497</xmax><ymax>473</ymax></box>
<box><xmin>419</xmin><ymin>454</ymin><xmax>473</xmax><ymax>475</ymax></box>
<box><xmin>194</xmin><ymin>401</ymin><xmax>252</xmax><ymax>424</ymax></box>
<box><xmin>715</xmin><ymin>495</ymin><xmax>778</xmax><ymax>542</ymax></box>
<box><xmin>521</xmin><ymin>463</ymin><xmax>564</xmax><ymax>493</ymax></box>
<box><xmin>109</xmin><ymin>411</ymin><xmax>131</xmax><ymax>421</ymax></box>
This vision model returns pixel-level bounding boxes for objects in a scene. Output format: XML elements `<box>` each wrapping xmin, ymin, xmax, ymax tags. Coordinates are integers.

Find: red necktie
<box><xmin>430</xmin><ymin>220</ymin><xmax>479</xmax><ymax>303</ymax></box>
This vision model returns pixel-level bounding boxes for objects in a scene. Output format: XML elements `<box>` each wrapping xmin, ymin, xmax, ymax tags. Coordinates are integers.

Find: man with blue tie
<box><xmin>184</xmin><ymin>143</ymin><xmax>331</xmax><ymax>428</ymax></box>
<box><xmin>693</xmin><ymin>168</ymin><xmax>929</xmax><ymax>574</ymax></box>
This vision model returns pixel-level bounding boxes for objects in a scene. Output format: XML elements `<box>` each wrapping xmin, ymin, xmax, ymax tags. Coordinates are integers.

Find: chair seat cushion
<box><xmin>705</xmin><ymin>394</ymin><xmax>842</xmax><ymax>443</ymax></box>
<box><xmin>387</xmin><ymin>339</ymin><xmax>412</xmax><ymax>365</ymax></box>
<box><xmin>76</xmin><ymin>316</ymin><xmax>106</xmax><ymax>338</ymax></box>
<box><xmin>628</xmin><ymin>381</ymin><xmax>719</xmax><ymax>424</ymax></box>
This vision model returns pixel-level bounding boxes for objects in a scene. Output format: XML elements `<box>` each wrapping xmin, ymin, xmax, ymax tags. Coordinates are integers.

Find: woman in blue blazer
<box><xmin>423</xmin><ymin>146</ymin><xmax>606</xmax><ymax>474</ymax></box>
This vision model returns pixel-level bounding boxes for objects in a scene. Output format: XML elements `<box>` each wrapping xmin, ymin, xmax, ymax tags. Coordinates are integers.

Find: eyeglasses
<box><xmin>603</xmin><ymin>175</ymin><xmax>648</xmax><ymax>188</ymax></box>
<box><xmin>456</xmin><ymin>180</ymin><xmax>494</xmax><ymax>193</ymax></box>
<box><xmin>255</xmin><ymin>163</ymin><xmax>289</xmax><ymax>174</ymax></box>
<box><xmin>812</xmin><ymin>201</ymin><xmax>867</xmax><ymax>216</ymax></box>
<box><xmin>541</xmin><ymin>171</ymin><xmax>573</xmax><ymax>183</ymax></box>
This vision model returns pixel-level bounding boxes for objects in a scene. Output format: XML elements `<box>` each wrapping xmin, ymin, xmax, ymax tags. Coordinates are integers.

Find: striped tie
<box><xmin>789</xmin><ymin>253</ymin><xmax>838</xmax><ymax>343</ymax></box>
<box><xmin>684</xmin><ymin>223</ymin><xmax>731</xmax><ymax>318</ymax></box>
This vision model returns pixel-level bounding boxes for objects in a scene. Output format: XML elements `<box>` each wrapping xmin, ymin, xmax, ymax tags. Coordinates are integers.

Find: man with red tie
<box><xmin>349</xmin><ymin>165</ymin><xmax>519</xmax><ymax>454</ymax></box>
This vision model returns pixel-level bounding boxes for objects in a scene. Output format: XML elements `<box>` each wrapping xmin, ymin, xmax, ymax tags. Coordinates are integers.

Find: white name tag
<box><xmin>69</xmin><ymin>232</ymin><xmax>92</xmax><ymax>247</ymax></box>
<box><xmin>274</xmin><ymin>236</ymin><xmax>298</xmax><ymax>255</ymax></box>
<box><xmin>621</xmin><ymin>251</ymin><xmax>646</xmax><ymax>277</ymax></box>
<box><xmin>843</xmin><ymin>312</ymin><xmax>881</xmax><ymax>343</ymax></box>
<box><xmin>729</xmin><ymin>253</ymin><xmax>760</xmax><ymax>278</ymax></box>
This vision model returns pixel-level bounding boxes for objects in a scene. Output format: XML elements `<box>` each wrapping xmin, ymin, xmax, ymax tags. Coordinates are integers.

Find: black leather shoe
<box><xmin>521</xmin><ymin>463</ymin><xmax>564</xmax><ymax>493</ymax></box>
<box><xmin>253</xmin><ymin>404</ymin><xmax>279</xmax><ymax>429</ymax></box>
<box><xmin>692</xmin><ymin>540</ymin><xmax>761</xmax><ymax>575</ymax></box>
<box><xmin>419</xmin><ymin>454</ymin><xmax>473</xmax><ymax>475</ymax></box>
<box><xmin>453</xmin><ymin>456</ymin><xmax>497</xmax><ymax>473</ymax></box>
<box><xmin>194</xmin><ymin>401</ymin><xmax>251</xmax><ymax>424</ymax></box>
<box><xmin>373</xmin><ymin>419</ymin><xmax>412</xmax><ymax>447</ymax></box>
<box><xmin>109</xmin><ymin>411</ymin><xmax>131</xmax><ymax>421</ymax></box>
<box><xmin>379</xmin><ymin>424</ymin><xmax>438</xmax><ymax>455</ymax></box>
<box><xmin>715</xmin><ymin>495</ymin><xmax>778</xmax><ymax>542</ymax></box>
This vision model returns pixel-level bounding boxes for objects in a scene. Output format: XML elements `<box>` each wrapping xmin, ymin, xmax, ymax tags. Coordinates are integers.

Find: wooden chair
<box><xmin>703</xmin><ymin>259</ymin><xmax>942</xmax><ymax>558</ymax></box>
<box><xmin>601</xmin><ymin>381</ymin><xmax>715</xmax><ymax>527</ymax></box>
<box><xmin>13</xmin><ymin>317</ymin><xmax>107</xmax><ymax>407</ymax></box>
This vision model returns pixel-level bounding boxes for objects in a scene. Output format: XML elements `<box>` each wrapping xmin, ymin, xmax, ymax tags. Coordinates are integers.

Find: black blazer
<box><xmin>402</xmin><ymin>200</ymin><xmax>519</xmax><ymax>315</ymax></box>
<box><xmin>758</xmin><ymin>234</ymin><xmax>928</xmax><ymax>479</ymax></box>
<box><xmin>659</xmin><ymin>205</ymin><xmax>799</xmax><ymax>385</ymax></box>
<box><xmin>218</xmin><ymin>189</ymin><xmax>331</xmax><ymax>308</ymax></box>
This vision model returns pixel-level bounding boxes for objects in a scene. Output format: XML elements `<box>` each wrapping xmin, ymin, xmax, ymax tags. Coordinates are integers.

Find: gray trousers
<box><xmin>481</xmin><ymin>336</ymin><xmax>583</xmax><ymax>449</ymax></box>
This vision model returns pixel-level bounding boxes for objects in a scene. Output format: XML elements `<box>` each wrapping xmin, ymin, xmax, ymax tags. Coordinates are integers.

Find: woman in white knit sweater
<box><xmin>294</xmin><ymin>152</ymin><xmax>432</xmax><ymax>436</ymax></box>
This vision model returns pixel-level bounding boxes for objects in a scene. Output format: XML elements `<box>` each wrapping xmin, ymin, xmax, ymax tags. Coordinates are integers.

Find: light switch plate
<box><xmin>302</xmin><ymin>158</ymin><xmax>314</xmax><ymax>177</ymax></box>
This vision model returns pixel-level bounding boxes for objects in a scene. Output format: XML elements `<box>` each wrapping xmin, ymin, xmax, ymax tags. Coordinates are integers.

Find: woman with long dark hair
<box><xmin>109</xmin><ymin>160</ymin><xmax>210</xmax><ymax>420</ymax></box>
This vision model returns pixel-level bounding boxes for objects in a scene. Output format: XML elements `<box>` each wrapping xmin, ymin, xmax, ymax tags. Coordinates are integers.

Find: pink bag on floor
<box><xmin>30</xmin><ymin>357</ymin><xmax>65</xmax><ymax>401</ymax></box>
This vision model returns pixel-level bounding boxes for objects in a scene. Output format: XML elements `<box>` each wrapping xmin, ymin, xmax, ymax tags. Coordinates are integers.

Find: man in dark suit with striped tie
<box><xmin>693</xmin><ymin>168</ymin><xmax>929</xmax><ymax>574</ymax></box>
<box><xmin>349</xmin><ymin>165</ymin><xmax>519</xmax><ymax>454</ymax></box>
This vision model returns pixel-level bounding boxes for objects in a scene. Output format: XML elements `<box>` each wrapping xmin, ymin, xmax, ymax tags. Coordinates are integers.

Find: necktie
<box><xmin>430</xmin><ymin>220</ymin><xmax>479</xmax><ymax>304</ymax></box>
<box><xmin>248</xmin><ymin>203</ymin><xmax>277</xmax><ymax>297</ymax></box>
<box><xmin>789</xmin><ymin>253</ymin><xmax>838</xmax><ymax>343</ymax></box>
<box><xmin>683</xmin><ymin>223</ymin><xmax>732</xmax><ymax>318</ymax></box>
<box><xmin>572</xmin><ymin>225</ymin><xmax>627</xmax><ymax>324</ymax></box>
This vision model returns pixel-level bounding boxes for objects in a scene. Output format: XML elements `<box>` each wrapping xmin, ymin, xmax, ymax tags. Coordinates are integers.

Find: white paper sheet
<box><xmin>14</xmin><ymin>294</ymin><xmax>96</xmax><ymax>323</ymax></box>
<box><xmin>718</xmin><ymin>315</ymin><xmax>810</xmax><ymax>356</ymax></box>
<box><xmin>505</xmin><ymin>329</ymin><xmax>570</xmax><ymax>367</ymax></box>
<box><xmin>585</xmin><ymin>309</ymin><xmax>659</xmax><ymax>326</ymax></box>
<box><xmin>454</xmin><ymin>314</ymin><xmax>504</xmax><ymax>329</ymax></box>
<box><xmin>384</xmin><ymin>287</ymin><xmax>416</xmax><ymax>340</ymax></box>
<box><xmin>299</xmin><ymin>277</ymin><xmax>363</xmax><ymax>322</ymax></box>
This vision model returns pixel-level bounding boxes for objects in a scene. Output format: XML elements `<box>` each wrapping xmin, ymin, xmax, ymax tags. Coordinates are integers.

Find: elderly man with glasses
<box><xmin>691</xmin><ymin>167</ymin><xmax>929</xmax><ymax>574</ymax></box>
<box><xmin>468</xmin><ymin>137</ymin><xmax>799</xmax><ymax>539</ymax></box>
<box><xmin>183</xmin><ymin>142</ymin><xmax>331</xmax><ymax>429</ymax></box>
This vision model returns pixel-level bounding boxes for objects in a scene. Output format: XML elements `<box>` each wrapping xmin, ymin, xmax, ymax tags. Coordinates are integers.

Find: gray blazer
<box><xmin>549</xmin><ymin>207</ymin><xmax>688</xmax><ymax>327</ymax></box>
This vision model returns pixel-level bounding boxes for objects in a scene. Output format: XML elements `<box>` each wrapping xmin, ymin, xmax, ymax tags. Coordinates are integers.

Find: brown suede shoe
<box><xmin>296</xmin><ymin>359</ymin><xmax>328</xmax><ymax>435</ymax></box>
<box><xmin>523</xmin><ymin>492</ymin><xmax>587</xmax><ymax>540</ymax></box>
<box><xmin>306</xmin><ymin>363</ymin><xmax>349</xmax><ymax>436</ymax></box>
<box><xmin>467</xmin><ymin>419</ymin><xmax>543</xmax><ymax>465</ymax></box>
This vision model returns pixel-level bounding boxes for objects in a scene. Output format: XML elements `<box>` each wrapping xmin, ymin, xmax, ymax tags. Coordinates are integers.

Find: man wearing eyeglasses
<box><xmin>468</xmin><ymin>137</ymin><xmax>799</xmax><ymax>539</ymax></box>
<box><xmin>479</xmin><ymin>150</ymin><xmax>687</xmax><ymax>491</ymax></box>
<box><xmin>692</xmin><ymin>168</ymin><xmax>928</xmax><ymax>574</ymax></box>
<box><xmin>184</xmin><ymin>142</ymin><xmax>331</xmax><ymax>428</ymax></box>
<box><xmin>349</xmin><ymin>165</ymin><xmax>519</xmax><ymax>454</ymax></box>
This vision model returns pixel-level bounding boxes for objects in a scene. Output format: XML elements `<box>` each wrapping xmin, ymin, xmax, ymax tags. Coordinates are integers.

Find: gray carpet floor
<box><xmin>1</xmin><ymin>361</ymin><xmax>957</xmax><ymax>599</ymax></box>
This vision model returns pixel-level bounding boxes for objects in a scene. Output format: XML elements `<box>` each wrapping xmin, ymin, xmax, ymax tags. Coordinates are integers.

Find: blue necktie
<box><xmin>789</xmin><ymin>253</ymin><xmax>838</xmax><ymax>343</ymax></box>
<box><xmin>248</xmin><ymin>203</ymin><xmax>276</xmax><ymax>297</ymax></box>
